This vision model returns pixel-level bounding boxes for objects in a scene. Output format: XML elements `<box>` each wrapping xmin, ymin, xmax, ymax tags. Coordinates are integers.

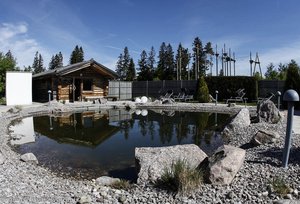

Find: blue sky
<box><xmin>0</xmin><ymin>0</ymin><xmax>300</xmax><ymax>76</ymax></box>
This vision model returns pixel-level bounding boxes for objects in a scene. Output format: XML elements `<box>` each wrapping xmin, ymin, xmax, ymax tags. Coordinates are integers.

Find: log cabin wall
<box><xmin>56</xmin><ymin>67</ymin><xmax>109</xmax><ymax>102</ymax></box>
<box><xmin>33</xmin><ymin>61</ymin><xmax>116</xmax><ymax>102</ymax></box>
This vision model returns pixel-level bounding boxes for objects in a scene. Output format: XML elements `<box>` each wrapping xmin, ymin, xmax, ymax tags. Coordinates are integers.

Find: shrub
<box><xmin>155</xmin><ymin>159</ymin><xmax>203</xmax><ymax>194</ymax></box>
<box><xmin>270</xmin><ymin>177</ymin><xmax>290</xmax><ymax>196</ymax></box>
<box><xmin>197</xmin><ymin>76</ymin><xmax>210</xmax><ymax>103</ymax></box>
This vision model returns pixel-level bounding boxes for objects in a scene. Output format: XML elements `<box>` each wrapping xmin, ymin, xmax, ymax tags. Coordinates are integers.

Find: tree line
<box><xmin>115</xmin><ymin>37</ymin><xmax>215</xmax><ymax>81</ymax></box>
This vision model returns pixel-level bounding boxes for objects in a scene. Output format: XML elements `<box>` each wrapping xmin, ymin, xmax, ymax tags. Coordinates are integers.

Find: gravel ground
<box><xmin>0</xmin><ymin>101</ymin><xmax>299</xmax><ymax>204</ymax></box>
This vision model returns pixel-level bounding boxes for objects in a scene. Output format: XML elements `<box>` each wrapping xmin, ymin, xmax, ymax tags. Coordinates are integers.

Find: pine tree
<box><xmin>115</xmin><ymin>47</ymin><xmax>131</xmax><ymax>80</ymax></box>
<box><xmin>32</xmin><ymin>51</ymin><xmax>45</xmax><ymax>74</ymax></box>
<box><xmin>147</xmin><ymin>46</ymin><xmax>156</xmax><ymax>80</ymax></box>
<box><xmin>278</xmin><ymin>63</ymin><xmax>287</xmax><ymax>80</ymax></box>
<box><xmin>70</xmin><ymin>45</ymin><xmax>84</xmax><ymax>64</ymax></box>
<box><xmin>49</xmin><ymin>52</ymin><xmax>64</xmax><ymax>70</ymax></box>
<box><xmin>127</xmin><ymin>58</ymin><xmax>136</xmax><ymax>81</ymax></box>
<box><xmin>175</xmin><ymin>43</ymin><xmax>190</xmax><ymax>80</ymax></box>
<box><xmin>264</xmin><ymin>63</ymin><xmax>278</xmax><ymax>79</ymax></box>
<box><xmin>165</xmin><ymin>44</ymin><xmax>175</xmax><ymax>80</ymax></box>
<box><xmin>156</xmin><ymin>42</ymin><xmax>167</xmax><ymax>80</ymax></box>
<box><xmin>137</xmin><ymin>50</ymin><xmax>148</xmax><ymax>81</ymax></box>
<box><xmin>204</xmin><ymin>42</ymin><xmax>214</xmax><ymax>75</ymax></box>
<box><xmin>192</xmin><ymin>37</ymin><xmax>206</xmax><ymax>78</ymax></box>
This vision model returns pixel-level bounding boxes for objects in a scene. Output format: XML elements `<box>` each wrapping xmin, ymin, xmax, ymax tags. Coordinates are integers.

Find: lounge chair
<box><xmin>226</xmin><ymin>89</ymin><xmax>246</xmax><ymax>104</ymax></box>
<box><xmin>160</xmin><ymin>89</ymin><xmax>175</xmax><ymax>103</ymax></box>
<box><xmin>257</xmin><ymin>92</ymin><xmax>275</xmax><ymax>103</ymax></box>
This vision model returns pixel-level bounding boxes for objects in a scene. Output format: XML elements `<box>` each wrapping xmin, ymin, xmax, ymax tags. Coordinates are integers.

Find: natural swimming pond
<box><xmin>10</xmin><ymin>109</ymin><xmax>231</xmax><ymax>181</ymax></box>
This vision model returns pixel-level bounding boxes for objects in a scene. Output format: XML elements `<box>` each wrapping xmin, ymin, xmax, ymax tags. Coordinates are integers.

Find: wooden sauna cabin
<box><xmin>32</xmin><ymin>59</ymin><xmax>118</xmax><ymax>102</ymax></box>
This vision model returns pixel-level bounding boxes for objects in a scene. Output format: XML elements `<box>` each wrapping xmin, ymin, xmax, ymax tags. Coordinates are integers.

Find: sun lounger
<box><xmin>226</xmin><ymin>89</ymin><xmax>246</xmax><ymax>104</ymax></box>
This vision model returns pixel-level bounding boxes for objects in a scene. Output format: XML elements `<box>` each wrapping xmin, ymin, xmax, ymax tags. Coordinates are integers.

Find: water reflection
<box><xmin>11</xmin><ymin>109</ymin><xmax>230</xmax><ymax>180</ymax></box>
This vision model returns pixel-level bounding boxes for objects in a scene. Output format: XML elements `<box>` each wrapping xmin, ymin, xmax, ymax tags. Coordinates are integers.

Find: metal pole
<box><xmin>282</xmin><ymin>89</ymin><xmax>299</xmax><ymax>168</ymax></box>
<box><xmin>277</xmin><ymin>91</ymin><xmax>281</xmax><ymax>110</ymax></box>
<box><xmin>282</xmin><ymin>102</ymin><xmax>294</xmax><ymax>168</ymax></box>
<box><xmin>48</xmin><ymin>90</ymin><xmax>52</xmax><ymax>105</ymax></box>
<box><xmin>215</xmin><ymin>90</ymin><xmax>218</xmax><ymax>106</ymax></box>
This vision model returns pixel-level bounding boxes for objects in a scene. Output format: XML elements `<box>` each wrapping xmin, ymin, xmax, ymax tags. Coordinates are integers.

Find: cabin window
<box><xmin>83</xmin><ymin>79</ymin><xmax>93</xmax><ymax>91</ymax></box>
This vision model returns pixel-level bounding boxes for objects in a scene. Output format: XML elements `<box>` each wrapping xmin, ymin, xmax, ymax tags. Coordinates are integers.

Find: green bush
<box><xmin>270</xmin><ymin>177</ymin><xmax>290</xmax><ymax>196</ymax></box>
<box><xmin>155</xmin><ymin>159</ymin><xmax>203</xmax><ymax>194</ymax></box>
<box><xmin>197</xmin><ymin>76</ymin><xmax>210</xmax><ymax>103</ymax></box>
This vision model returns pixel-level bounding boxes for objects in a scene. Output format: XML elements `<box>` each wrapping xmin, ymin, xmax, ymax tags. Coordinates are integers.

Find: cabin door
<box><xmin>74</xmin><ymin>78</ymin><xmax>81</xmax><ymax>101</ymax></box>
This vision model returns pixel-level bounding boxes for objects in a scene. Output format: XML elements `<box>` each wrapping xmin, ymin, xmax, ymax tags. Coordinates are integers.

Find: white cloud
<box><xmin>0</xmin><ymin>22</ymin><xmax>51</xmax><ymax>69</ymax></box>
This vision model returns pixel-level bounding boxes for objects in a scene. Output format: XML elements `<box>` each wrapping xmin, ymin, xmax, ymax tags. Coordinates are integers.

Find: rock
<box><xmin>135</xmin><ymin>144</ymin><xmax>207</xmax><ymax>184</ymax></box>
<box><xmin>274</xmin><ymin>200</ymin><xmax>300</xmax><ymax>204</ymax></box>
<box><xmin>95</xmin><ymin>176</ymin><xmax>120</xmax><ymax>186</ymax></box>
<box><xmin>20</xmin><ymin>153</ymin><xmax>38</xmax><ymax>164</ymax></box>
<box><xmin>222</xmin><ymin>108</ymin><xmax>250</xmax><ymax>136</ymax></box>
<box><xmin>78</xmin><ymin>195</ymin><xmax>92</xmax><ymax>204</ymax></box>
<box><xmin>0</xmin><ymin>152</ymin><xmax>4</xmax><ymax>164</ymax></box>
<box><xmin>227</xmin><ymin>103</ymin><xmax>236</xmax><ymax>107</ymax></box>
<box><xmin>251</xmin><ymin>129</ymin><xmax>280</xmax><ymax>146</ymax></box>
<box><xmin>257</xmin><ymin>100</ymin><xmax>281</xmax><ymax>123</ymax></box>
<box><xmin>203</xmin><ymin>145</ymin><xmax>245</xmax><ymax>185</ymax></box>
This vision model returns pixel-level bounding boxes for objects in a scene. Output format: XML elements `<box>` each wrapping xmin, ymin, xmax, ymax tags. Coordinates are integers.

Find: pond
<box><xmin>10</xmin><ymin>109</ymin><xmax>231</xmax><ymax>181</ymax></box>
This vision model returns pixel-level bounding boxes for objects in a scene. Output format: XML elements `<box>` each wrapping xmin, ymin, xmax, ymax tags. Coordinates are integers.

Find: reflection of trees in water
<box><xmin>192</xmin><ymin>112</ymin><xmax>210</xmax><ymax>146</ymax></box>
<box><xmin>175</xmin><ymin>113</ymin><xmax>190</xmax><ymax>143</ymax></box>
<box><xmin>118</xmin><ymin>120</ymin><xmax>134</xmax><ymax>139</ymax></box>
<box><xmin>158</xmin><ymin>121</ymin><xmax>174</xmax><ymax>144</ymax></box>
<box><xmin>148</xmin><ymin>121</ymin><xmax>155</xmax><ymax>140</ymax></box>
<box><xmin>138</xmin><ymin>119</ymin><xmax>148</xmax><ymax>136</ymax></box>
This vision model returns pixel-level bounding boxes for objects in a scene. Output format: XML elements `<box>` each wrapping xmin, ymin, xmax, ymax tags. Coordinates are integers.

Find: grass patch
<box><xmin>270</xmin><ymin>177</ymin><xmax>290</xmax><ymax>196</ymax></box>
<box><xmin>110</xmin><ymin>179</ymin><xmax>131</xmax><ymax>190</ymax></box>
<box><xmin>155</xmin><ymin>159</ymin><xmax>203</xmax><ymax>195</ymax></box>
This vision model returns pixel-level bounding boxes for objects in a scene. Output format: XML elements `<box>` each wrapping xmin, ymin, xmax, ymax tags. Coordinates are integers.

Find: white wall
<box><xmin>6</xmin><ymin>72</ymin><xmax>32</xmax><ymax>106</ymax></box>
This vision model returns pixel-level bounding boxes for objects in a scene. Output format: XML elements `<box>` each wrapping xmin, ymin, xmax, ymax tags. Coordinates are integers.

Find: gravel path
<box><xmin>0</xmin><ymin>101</ymin><xmax>299</xmax><ymax>203</ymax></box>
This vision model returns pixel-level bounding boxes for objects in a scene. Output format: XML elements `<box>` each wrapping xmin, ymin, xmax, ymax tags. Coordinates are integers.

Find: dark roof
<box><xmin>33</xmin><ymin>59</ymin><xmax>118</xmax><ymax>79</ymax></box>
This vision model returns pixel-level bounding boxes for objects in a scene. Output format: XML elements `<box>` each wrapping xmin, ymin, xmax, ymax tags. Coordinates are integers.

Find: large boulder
<box><xmin>135</xmin><ymin>144</ymin><xmax>207</xmax><ymax>184</ymax></box>
<box><xmin>200</xmin><ymin>145</ymin><xmax>245</xmax><ymax>185</ymax></box>
<box><xmin>257</xmin><ymin>100</ymin><xmax>281</xmax><ymax>123</ymax></box>
<box><xmin>251</xmin><ymin>129</ymin><xmax>280</xmax><ymax>146</ymax></box>
<box><xmin>222</xmin><ymin>108</ymin><xmax>250</xmax><ymax>136</ymax></box>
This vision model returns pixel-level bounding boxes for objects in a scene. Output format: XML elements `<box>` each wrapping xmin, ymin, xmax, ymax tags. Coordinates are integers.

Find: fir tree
<box><xmin>192</xmin><ymin>37</ymin><xmax>206</xmax><ymax>78</ymax></box>
<box><xmin>70</xmin><ymin>45</ymin><xmax>84</xmax><ymax>64</ymax></box>
<box><xmin>264</xmin><ymin>63</ymin><xmax>278</xmax><ymax>79</ymax></box>
<box><xmin>137</xmin><ymin>50</ymin><xmax>148</xmax><ymax>81</ymax></box>
<box><xmin>127</xmin><ymin>58</ymin><xmax>136</xmax><ymax>81</ymax></box>
<box><xmin>156</xmin><ymin>42</ymin><xmax>167</xmax><ymax>80</ymax></box>
<box><xmin>32</xmin><ymin>51</ymin><xmax>45</xmax><ymax>74</ymax></box>
<box><xmin>156</xmin><ymin>43</ymin><xmax>175</xmax><ymax>80</ymax></box>
<box><xmin>165</xmin><ymin>43</ymin><xmax>175</xmax><ymax>80</ymax></box>
<box><xmin>115</xmin><ymin>47</ymin><xmax>131</xmax><ymax>80</ymax></box>
<box><xmin>147</xmin><ymin>46</ymin><xmax>156</xmax><ymax>80</ymax></box>
<box><xmin>49</xmin><ymin>52</ymin><xmax>64</xmax><ymax>70</ymax></box>
<box><xmin>175</xmin><ymin>43</ymin><xmax>190</xmax><ymax>80</ymax></box>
